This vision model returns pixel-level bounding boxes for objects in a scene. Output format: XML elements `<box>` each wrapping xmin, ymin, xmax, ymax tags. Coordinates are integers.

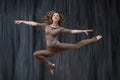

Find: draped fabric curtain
<box><xmin>0</xmin><ymin>0</ymin><xmax>120</xmax><ymax>80</ymax></box>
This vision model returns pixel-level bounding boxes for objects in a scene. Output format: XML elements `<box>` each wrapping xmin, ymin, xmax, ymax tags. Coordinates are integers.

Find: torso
<box><xmin>44</xmin><ymin>25</ymin><xmax>63</xmax><ymax>47</ymax></box>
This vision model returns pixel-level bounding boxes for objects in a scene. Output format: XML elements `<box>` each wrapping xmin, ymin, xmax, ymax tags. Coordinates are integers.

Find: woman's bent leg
<box><xmin>33</xmin><ymin>50</ymin><xmax>55</xmax><ymax>75</ymax></box>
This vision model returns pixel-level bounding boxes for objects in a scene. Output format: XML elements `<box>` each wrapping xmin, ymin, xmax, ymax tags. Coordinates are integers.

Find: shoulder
<box><xmin>59</xmin><ymin>27</ymin><xmax>70</xmax><ymax>31</ymax></box>
<box><xmin>58</xmin><ymin>27</ymin><xmax>66</xmax><ymax>32</ymax></box>
<box><xmin>59</xmin><ymin>26</ymin><xmax>65</xmax><ymax>30</ymax></box>
<box><xmin>59</xmin><ymin>27</ymin><xmax>72</xmax><ymax>33</ymax></box>
<box><xmin>58</xmin><ymin>26</ymin><xmax>65</xmax><ymax>31</ymax></box>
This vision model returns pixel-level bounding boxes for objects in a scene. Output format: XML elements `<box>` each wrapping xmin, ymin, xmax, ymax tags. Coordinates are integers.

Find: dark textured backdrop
<box><xmin>0</xmin><ymin>0</ymin><xmax>120</xmax><ymax>80</ymax></box>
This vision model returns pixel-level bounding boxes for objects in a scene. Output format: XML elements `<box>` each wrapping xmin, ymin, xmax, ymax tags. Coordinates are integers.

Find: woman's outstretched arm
<box><xmin>61</xmin><ymin>27</ymin><xmax>93</xmax><ymax>35</ymax></box>
<box><xmin>14</xmin><ymin>20</ymin><xmax>46</xmax><ymax>28</ymax></box>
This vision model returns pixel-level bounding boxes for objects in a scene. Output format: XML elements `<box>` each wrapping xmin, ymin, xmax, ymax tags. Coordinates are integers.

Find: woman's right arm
<box><xmin>14</xmin><ymin>20</ymin><xmax>46</xmax><ymax>28</ymax></box>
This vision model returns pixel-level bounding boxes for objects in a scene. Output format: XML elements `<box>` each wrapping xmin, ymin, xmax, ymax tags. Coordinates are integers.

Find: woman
<box><xmin>15</xmin><ymin>11</ymin><xmax>102</xmax><ymax>75</ymax></box>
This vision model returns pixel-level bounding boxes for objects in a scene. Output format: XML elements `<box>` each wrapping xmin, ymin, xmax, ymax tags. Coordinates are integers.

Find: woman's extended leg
<box><xmin>49</xmin><ymin>35</ymin><xmax>102</xmax><ymax>52</ymax></box>
<box><xmin>33</xmin><ymin>50</ymin><xmax>56</xmax><ymax>75</ymax></box>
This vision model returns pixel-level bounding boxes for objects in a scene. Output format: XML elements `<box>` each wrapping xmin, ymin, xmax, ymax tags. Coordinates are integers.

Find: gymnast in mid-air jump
<box><xmin>15</xmin><ymin>11</ymin><xmax>102</xmax><ymax>75</ymax></box>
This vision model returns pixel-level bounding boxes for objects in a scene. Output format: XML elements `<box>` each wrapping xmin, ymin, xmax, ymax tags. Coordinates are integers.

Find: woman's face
<box><xmin>52</xmin><ymin>13</ymin><xmax>60</xmax><ymax>22</ymax></box>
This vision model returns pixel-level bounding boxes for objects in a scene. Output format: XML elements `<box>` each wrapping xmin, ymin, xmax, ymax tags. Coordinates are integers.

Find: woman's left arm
<box><xmin>61</xmin><ymin>27</ymin><xmax>93</xmax><ymax>35</ymax></box>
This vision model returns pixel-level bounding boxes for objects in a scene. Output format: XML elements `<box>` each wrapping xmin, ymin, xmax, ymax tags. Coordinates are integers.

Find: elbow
<box><xmin>70</xmin><ymin>31</ymin><xmax>77</xmax><ymax>34</ymax></box>
<box><xmin>70</xmin><ymin>31</ymin><xmax>75</xmax><ymax>34</ymax></box>
<box><xmin>31</xmin><ymin>22</ymin><xmax>38</xmax><ymax>26</ymax></box>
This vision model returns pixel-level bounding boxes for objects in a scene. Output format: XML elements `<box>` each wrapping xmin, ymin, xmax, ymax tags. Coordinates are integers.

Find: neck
<box><xmin>51</xmin><ymin>21</ymin><xmax>59</xmax><ymax>28</ymax></box>
<box><xmin>52</xmin><ymin>21</ymin><xmax>59</xmax><ymax>26</ymax></box>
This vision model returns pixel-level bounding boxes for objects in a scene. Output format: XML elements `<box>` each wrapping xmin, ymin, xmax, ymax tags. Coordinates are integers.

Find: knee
<box><xmin>76</xmin><ymin>44</ymin><xmax>80</xmax><ymax>49</ymax></box>
<box><xmin>75</xmin><ymin>43</ymin><xmax>82</xmax><ymax>49</ymax></box>
<box><xmin>33</xmin><ymin>51</ymin><xmax>39</xmax><ymax>57</ymax></box>
<box><xmin>77</xmin><ymin>41</ymin><xmax>84</xmax><ymax>46</ymax></box>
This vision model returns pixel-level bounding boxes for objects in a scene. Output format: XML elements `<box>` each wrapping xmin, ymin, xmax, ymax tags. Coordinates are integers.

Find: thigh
<box><xmin>34</xmin><ymin>50</ymin><xmax>55</xmax><ymax>57</ymax></box>
<box><xmin>48</xmin><ymin>43</ymin><xmax>78</xmax><ymax>52</ymax></box>
<box><xmin>57</xmin><ymin>43</ymin><xmax>78</xmax><ymax>50</ymax></box>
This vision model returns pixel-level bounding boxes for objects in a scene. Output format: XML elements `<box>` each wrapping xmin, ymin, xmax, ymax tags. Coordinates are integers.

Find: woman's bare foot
<box><xmin>96</xmin><ymin>35</ymin><xmax>102</xmax><ymax>40</ymax></box>
<box><xmin>92</xmin><ymin>35</ymin><xmax>102</xmax><ymax>42</ymax></box>
<box><xmin>48</xmin><ymin>63</ymin><xmax>55</xmax><ymax>75</ymax></box>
